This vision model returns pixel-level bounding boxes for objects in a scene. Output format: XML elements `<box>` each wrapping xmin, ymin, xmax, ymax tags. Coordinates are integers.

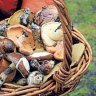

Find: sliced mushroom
<box><xmin>5</xmin><ymin>52</ymin><xmax>30</xmax><ymax>78</ymax></box>
<box><xmin>7</xmin><ymin>25</ymin><xmax>35</xmax><ymax>55</ymax></box>
<box><xmin>27</xmin><ymin>52</ymin><xmax>53</xmax><ymax>60</ymax></box>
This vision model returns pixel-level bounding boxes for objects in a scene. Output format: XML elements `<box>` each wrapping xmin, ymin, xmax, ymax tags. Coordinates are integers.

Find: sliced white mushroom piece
<box><xmin>27</xmin><ymin>52</ymin><xmax>53</xmax><ymax>60</ymax></box>
<box><xmin>16</xmin><ymin>57</ymin><xmax>30</xmax><ymax>77</ymax></box>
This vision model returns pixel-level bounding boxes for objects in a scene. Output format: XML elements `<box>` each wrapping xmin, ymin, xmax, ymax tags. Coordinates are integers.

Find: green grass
<box><xmin>64</xmin><ymin>0</ymin><xmax>96</xmax><ymax>95</ymax></box>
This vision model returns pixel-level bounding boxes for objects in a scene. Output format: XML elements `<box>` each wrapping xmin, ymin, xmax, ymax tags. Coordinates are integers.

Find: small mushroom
<box><xmin>30</xmin><ymin>60</ymin><xmax>55</xmax><ymax>75</ymax></box>
<box><xmin>5</xmin><ymin>53</ymin><xmax>30</xmax><ymax>78</ymax></box>
<box><xmin>33</xmin><ymin>5</ymin><xmax>59</xmax><ymax>26</ymax></box>
<box><xmin>27</xmin><ymin>71</ymin><xmax>44</xmax><ymax>85</ymax></box>
<box><xmin>0</xmin><ymin>20</ymin><xmax>9</xmax><ymax>36</ymax></box>
<box><xmin>0</xmin><ymin>62</ymin><xmax>16</xmax><ymax>87</ymax></box>
<box><xmin>7</xmin><ymin>25</ymin><xmax>35</xmax><ymax>55</ymax></box>
<box><xmin>0</xmin><ymin>37</ymin><xmax>16</xmax><ymax>54</ymax></box>
<box><xmin>16</xmin><ymin>57</ymin><xmax>30</xmax><ymax>78</ymax></box>
<box><xmin>0</xmin><ymin>59</ymin><xmax>16</xmax><ymax>83</ymax></box>
<box><xmin>27</xmin><ymin>52</ymin><xmax>53</xmax><ymax>60</ymax></box>
<box><xmin>19</xmin><ymin>8</ymin><xmax>31</xmax><ymax>26</ymax></box>
<box><xmin>46</xmin><ymin>40</ymin><xmax>64</xmax><ymax>61</ymax></box>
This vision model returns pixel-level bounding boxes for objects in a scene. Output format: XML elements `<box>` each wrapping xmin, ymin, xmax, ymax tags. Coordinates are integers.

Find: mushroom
<box><xmin>19</xmin><ymin>8</ymin><xmax>31</xmax><ymax>26</ymax></box>
<box><xmin>0</xmin><ymin>62</ymin><xmax>16</xmax><ymax>87</ymax></box>
<box><xmin>5</xmin><ymin>53</ymin><xmax>30</xmax><ymax>78</ymax></box>
<box><xmin>27</xmin><ymin>52</ymin><xmax>53</xmax><ymax>60</ymax></box>
<box><xmin>0</xmin><ymin>20</ymin><xmax>9</xmax><ymax>36</ymax></box>
<box><xmin>27</xmin><ymin>71</ymin><xmax>44</xmax><ymax>85</ymax></box>
<box><xmin>46</xmin><ymin>40</ymin><xmax>64</xmax><ymax>61</ymax></box>
<box><xmin>0</xmin><ymin>59</ymin><xmax>16</xmax><ymax>83</ymax></box>
<box><xmin>41</xmin><ymin>22</ymin><xmax>63</xmax><ymax>46</ymax></box>
<box><xmin>30</xmin><ymin>60</ymin><xmax>55</xmax><ymax>75</ymax></box>
<box><xmin>7</xmin><ymin>25</ymin><xmax>35</xmax><ymax>55</ymax></box>
<box><xmin>33</xmin><ymin>5</ymin><xmax>59</xmax><ymax>26</ymax></box>
<box><xmin>0</xmin><ymin>37</ymin><xmax>16</xmax><ymax>54</ymax></box>
<box><xmin>8</xmin><ymin>9</ymin><xmax>34</xmax><ymax>26</ymax></box>
<box><xmin>0</xmin><ymin>52</ymin><xmax>30</xmax><ymax>87</ymax></box>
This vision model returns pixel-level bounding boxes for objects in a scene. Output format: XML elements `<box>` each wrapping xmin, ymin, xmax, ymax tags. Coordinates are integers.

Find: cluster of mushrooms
<box><xmin>0</xmin><ymin>5</ymin><xmax>85</xmax><ymax>87</ymax></box>
<box><xmin>0</xmin><ymin>5</ymin><xmax>64</xmax><ymax>87</ymax></box>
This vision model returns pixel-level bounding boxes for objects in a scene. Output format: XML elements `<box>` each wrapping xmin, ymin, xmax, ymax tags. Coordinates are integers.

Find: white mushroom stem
<box><xmin>0</xmin><ymin>63</ymin><xmax>16</xmax><ymax>87</ymax></box>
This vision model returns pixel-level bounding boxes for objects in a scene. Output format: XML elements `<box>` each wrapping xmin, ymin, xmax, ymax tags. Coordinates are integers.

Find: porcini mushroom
<box><xmin>33</xmin><ymin>5</ymin><xmax>59</xmax><ymax>26</ymax></box>
<box><xmin>30</xmin><ymin>60</ymin><xmax>55</xmax><ymax>75</ymax></box>
<box><xmin>0</xmin><ymin>59</ymin><xmax>16</xmax><ymax>83</ymax></box>
<box><xmin>7</xmin><ymin>25</ymin><xmax>35</xmax><ymax>55</ymax></box>
<box><xmin>0</xmin><ymin>37</ymin><xmax>16</xmax><ymax>54</ymax></box>
<box><xmin>5</xmin><ymin>52</ymin><xmax>30</xmax><ymax>78</ymax></box>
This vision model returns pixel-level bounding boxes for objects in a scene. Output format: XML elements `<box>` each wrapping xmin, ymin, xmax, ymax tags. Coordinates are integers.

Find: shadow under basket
<box><xmin>0</xmin><ymin>0</ymin><xmax>92</xmax><ymax>96</ymax></box>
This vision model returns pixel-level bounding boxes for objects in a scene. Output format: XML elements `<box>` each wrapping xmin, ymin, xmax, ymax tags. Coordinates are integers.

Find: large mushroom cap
<box><xmin>0</xmin><ymin>37</ymin><xmax>16</xmax><ymax>54</ymax></box>
<box><xmin>7</xmin><ymin>25</ymin><xmax>35</xmax><ymax>55</ymax></box>
<box><xmin>5</xmin><ymin>52</ymin><xmax>23</xmax><ymax>64</ymax></box>
<box><xmin>34</xmin><ymin>5</ymin><xmax>59</xmax><ymax>26</ymax></box>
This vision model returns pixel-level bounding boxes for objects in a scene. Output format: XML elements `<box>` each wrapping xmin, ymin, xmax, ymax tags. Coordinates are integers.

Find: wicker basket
<box><xmin>0</xmin><ymin>0</ymin><xmax>92</xmax><ymax>96</ymax></box>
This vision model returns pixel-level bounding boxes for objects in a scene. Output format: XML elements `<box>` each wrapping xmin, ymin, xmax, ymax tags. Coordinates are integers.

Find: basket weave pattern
<box><xmin>0</xmin><ymin>0</ymin><xmax>92</xmax><ymax>96</ymax></box>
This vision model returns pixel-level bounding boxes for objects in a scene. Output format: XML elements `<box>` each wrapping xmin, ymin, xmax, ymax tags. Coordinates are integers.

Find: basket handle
<box><xmin>54</xmin><ymin>0</ymin><xmax>72</xmax><ymax>69</ymax></box>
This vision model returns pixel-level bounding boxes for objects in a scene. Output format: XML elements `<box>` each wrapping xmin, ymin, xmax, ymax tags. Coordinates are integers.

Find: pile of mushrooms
<box><xmin>0</xmin><ymin>6</ymin><xmax>85</xmax><ymax>87</ymax></box>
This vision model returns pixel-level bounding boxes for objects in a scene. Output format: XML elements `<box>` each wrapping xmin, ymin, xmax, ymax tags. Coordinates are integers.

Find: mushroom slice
<box><xmin>5</xmin><ymin>52</ymin><xmax>30</xmax><ymax>77</ymax></box>
<box><xmin>16</xmin><ymin>57</ymin><xmax>30</xmax><ymax>77</ymax></box>
<box><xmin>7</xmin><ymin>25</ymin><xmax>35</xmax><ymax>55</ymax></box>
<box><xmin>27</xmin><ymin>52</ymin><xmax>53</xmax><ymax>60</ymax></box>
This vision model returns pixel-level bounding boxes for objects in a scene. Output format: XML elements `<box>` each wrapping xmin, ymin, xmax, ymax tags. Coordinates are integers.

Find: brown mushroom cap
<box><xmin>34</xmin><ymin>5</ymin><xmax>59</xmax><ymax>26</ymax></box>
<box><xmin>5</xmin><ymin>52</ymin><xmax>23</xmax><ymax>64</ymax></box>
<box><xmin>0</xmin><ymin>37</ymin><xmax>16</xmax><ymax>54</ymax></box>
<box><xmin>7</xmin><ymin>25</ymin><xmax>35</xmax><ymax>55</ymax></box>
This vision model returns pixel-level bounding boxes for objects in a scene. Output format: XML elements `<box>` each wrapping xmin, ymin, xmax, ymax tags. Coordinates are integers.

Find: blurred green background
<box><xmin>65</xmin><ymin>0</ymin><xmax>96</xmax><ymax>96</ymax></box>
